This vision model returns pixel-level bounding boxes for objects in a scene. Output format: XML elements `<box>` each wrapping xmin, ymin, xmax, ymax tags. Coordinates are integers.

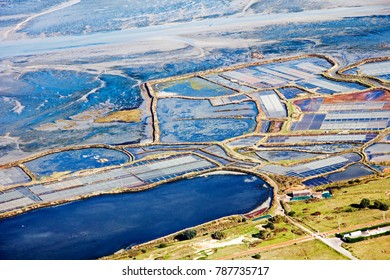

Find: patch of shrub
<box><xmin>252</xmin><ymin>230</ymin><xmax>268</xmax><ymax>239</ymax></box>
<box><xmin>333</xmin><ymin>207</ymin><xmax>343</xmax><ymax>213</ymax></box>
<box><xmin>371</xmin><ymin>200</ymin><xmax>389</xmax><ymax>211</ymax></box>
<box><xmin>175</xmin><ymin>229</ymin><xmax>197</xmax><ymax>241</ymax></box>
<box><xmin>311</xmin><ymin>211</ymin><xmax>321</xmax><ymax>216</ymax></box>
<box><xmin>345</xmin><ymin>236</ymin><xmax>365</xmax><ymax>243</ymax></box>
<box><xmin>249</xmin><ymin>240</ymin><xmax>262</xmax><ymax>248</ymax></box>
<box><xmin>274</xmin><ymin>227</ymin><xmax>288</xmax><ymax>233</ymax></box>
<box><xmin>340</xmin><ymin>222</ymin><xmax>390</xmax><ymax>236</ymax></box>
<box><xmin>268</xmin><ymin>215</ymin><xmax>286</xmax><ymax>223</ymax></box>
<box><xmin>211</xmin><ymin>231</ymin><xmax>227</xmax><ymax>240</ymax></box>
<box><xmin>291</xmin><ymin>228</ymin><xmax>305</xmax><ymax>236</ymax></box>
<box><xmin>343</xmin><ymin>207</ymin><xmax>354</xmax><ymax>213</ymax></box>
<box><xmin>157</xmin><ymin>243</ymin><xmax>168</xmax><ymax>248</ymax></box>
<box><xmin>373</xmin><ymin>200</ymin><xmax>382</xmax><ymax>209</ymax></box>
<box><xmin>379</xmin><ymin>203</ymin><xmax>389</xmax><ymax>211</ymax></box>
<box><xmin>324</xmin><ymin>216</ymin><xmax>335</xmax><ymax>220</ymax></box>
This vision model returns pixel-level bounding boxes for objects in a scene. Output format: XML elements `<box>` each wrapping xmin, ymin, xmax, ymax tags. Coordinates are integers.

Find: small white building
<box><xmin>343</xmin><ymin>230</ymin><xmax>362</xmax><ymax>239</ymax></box>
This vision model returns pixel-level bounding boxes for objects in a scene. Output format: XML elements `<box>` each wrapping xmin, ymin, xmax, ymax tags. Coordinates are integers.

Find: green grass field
<box><xmin>209</xmin><ymin>221</ymin><xmax>306</xmax><ymax>259</ymax></box>
<box><xmin>288</xmin><ymin>178</ymin><xmax>390</xmax><ymax>232</ymax></box>
<box><xmin>237</xmin><ymin>239</ymin><xmax>348</xmax><ymax>260</ymax></box>
<box><xmin>342</xmin><ymin>235</ymin><xmax>390</xmax><ymax>260</ymax></box>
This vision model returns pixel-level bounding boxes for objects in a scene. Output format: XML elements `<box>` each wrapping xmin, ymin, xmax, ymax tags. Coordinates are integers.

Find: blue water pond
<box><xmin>0</xmin><ymin>173</ymin><xmax>271</xmax><ymax>260</ymax></box>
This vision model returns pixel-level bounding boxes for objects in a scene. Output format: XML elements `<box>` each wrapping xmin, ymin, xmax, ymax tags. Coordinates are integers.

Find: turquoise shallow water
<box><xmin>0</xmin><ymin>174</ymin><xmax>272</xmax><ymax>260</ymax></box>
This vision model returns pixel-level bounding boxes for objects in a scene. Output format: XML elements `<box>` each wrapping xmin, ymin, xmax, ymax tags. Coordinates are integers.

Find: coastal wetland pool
<box><xmin>0</xmin><ymin>173</ymin><xmax>271</xmax><ymax>260</ymax></box>
<box><xmin>155</xmin><ymin>77</ymin><xmax>236</xmax><ymax>97</ymax></box>
<box><xmin>255</xmin><ymin>150</ymin><xmax>322</xmax><ymax>162</ymax></box>
<box><xmin>24</xmin><ymin>148</ymin><xmax>130</xmax><ymax>178</ymax></box>
<box><xmin>0</xmin><ymin>69</ymin><xmax>145</xmax><ymax>158</ymax></box>
<box><xmin>157</xmin><ymin>98</ymin><xmax>258</xmax><ymax>142</ymax></box>
<box><xmin>269</xmin><ymin>143</ymin><xmax>361</xmax><ymax>153</ymax></box>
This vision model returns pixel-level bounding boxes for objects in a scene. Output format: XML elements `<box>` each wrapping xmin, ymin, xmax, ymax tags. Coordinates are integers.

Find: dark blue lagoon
<box><xmin>0</xmin><ymin>173</ymin><xmax>271</xmax><ymax>260</ymax></box>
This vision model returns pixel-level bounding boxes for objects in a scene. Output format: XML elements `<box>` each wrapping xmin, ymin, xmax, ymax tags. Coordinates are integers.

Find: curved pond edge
<box><xmin>103</xmin><ymin>214</ymin><xmax>248</xmax><ymax>259</ymax></box>
<box><xmin>0</xmin><ymin>171</ymin><xmax>275</xmax><ymax>260</ymax></box>
<box><xmin>0</xmin><ymin>144</ymin><xmax>132</xmax><ymax>169</ymax></box>
<box><xmin>0</xmin><ymin>167</ymin><xmax>277</xmax><ymax>221</ymax></box>
<box><xmin>100</xmin><ymin>171</ymin><xmax>275</xmax><ymax>259</ymax></box>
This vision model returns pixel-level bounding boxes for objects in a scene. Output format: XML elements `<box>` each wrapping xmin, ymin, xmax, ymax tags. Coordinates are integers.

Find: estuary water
<box><xmin>0</xmin><ymin>173</ymin><xmax>272</xmax><ymax>260</ymax></box>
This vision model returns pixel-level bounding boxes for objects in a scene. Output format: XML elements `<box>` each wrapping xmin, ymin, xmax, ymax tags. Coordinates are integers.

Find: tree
<box><xmin>359</xmin><ymin>198</ymin><xmax>370</xmax><ymax>209</ymax></box>
<box><xmin>264</xmin><ymin>222</ymin><xmax>275</xmax><ymax>230</ymax></box>
<box><xmin>252</xmin><ymin>253</ymin><xmax>261</xmax><ymax>259</ymax></box>
<box><xmin>287</xmin><ymin>211</ymin><xmax>296</xmax><ymax>217</ymax></box>
<box><xmin>373</xmin><ymin>200</ymin><xmax>382</xmax><ymax>209</ymax></box>
<box><xmin>175</xmin><ymin>229</ymin><xmax>197</xmax><ymax>241</ymax></box>
<box><xmin>211</xmin><ymin>231</ymin><xmax>227</xmax><ymax>240</ymax></box>
<box><xmin>268</xmin><ymin>215</ymin><xmax>285</xmax><ymax>223</ymax></box>
<box><xmin>379</xmin><ymin>203</ymin><xmax>389</xmax><ymax>211</ymax></box>
<box><xmin>252</xmin><ymin>230</ymin><xmax>267</xmax><ymax>239</ymax></box>
<box><xmin>372</xmin><ymin>200</ymin><xmax>389</xmax><ymax>211</ymax></box>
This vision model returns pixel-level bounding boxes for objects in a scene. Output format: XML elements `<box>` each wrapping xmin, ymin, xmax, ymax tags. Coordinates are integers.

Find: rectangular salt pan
<box><xmin>0</xmin><ymin>167</ymin><xmax>30</xmax><ymax>186</ymax></box>
<box><xmin>267</xmin><ymin>134</ymin><xmax>374</xmax><ymax>143</ymax></box>
<box><xmin>0</xmin><ymin>190</ymin><xmax>24</xmax><ymax>203</ymax></box>
<box><xmin>259</xmin><ymin>153</ymin><xmax>359</xmax><ymax>178</ymax></box>
<box><xmin>0</xmin><ymin>197</ymin><xmax>34</xmax><ymax>212</ymax></box>
<box><xmin>359</xmin><ymin>61</ymin><xmax>390</xmax><ymax>76</ymax></box>
<box><xmin>250</xmin><ymin>91</ymin><xmax>286</xmax><ymax>118</ymax></box>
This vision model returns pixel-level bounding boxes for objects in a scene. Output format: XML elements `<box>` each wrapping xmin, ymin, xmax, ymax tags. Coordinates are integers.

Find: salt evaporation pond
<box><xmin>0</xmin><ymin>173</ymin><xmax>271</xmax><ymax>260</ymax></box>
<box><xmin>255</xmin><ymin>150</ymin><xmax>321</xmax><ymax>162</ymax></box>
